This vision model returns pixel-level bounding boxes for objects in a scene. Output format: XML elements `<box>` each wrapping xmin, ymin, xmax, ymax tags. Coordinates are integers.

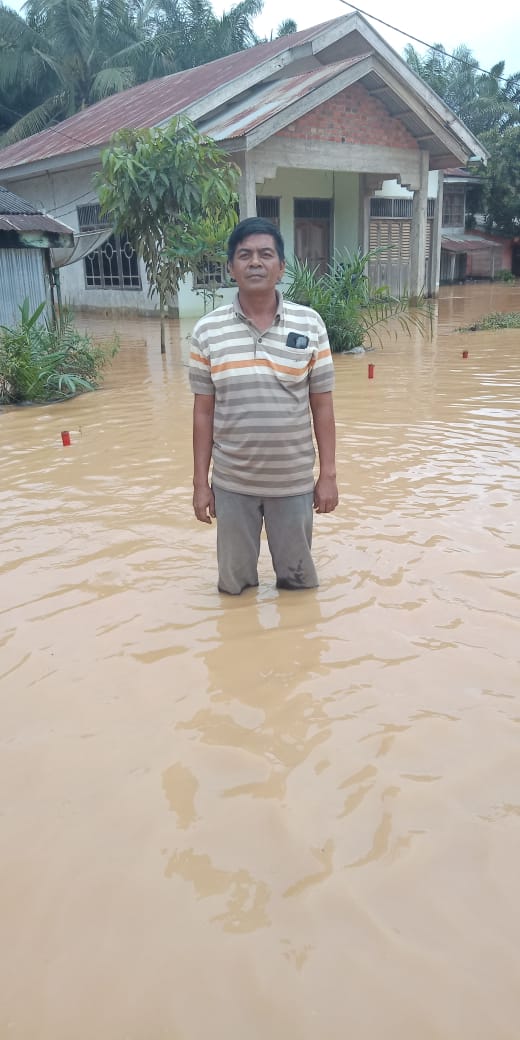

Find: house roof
<box><xmin>0</xmin><ymin>185</ymin><xmax>73</xmax><ymax>235</ymax></box>
<box><xmin>0</xmin><ymin>12</ymin><xmax>488</xmax><ymax>179</ymax></box>
<box><xmin>442</xmin><ymin>234</ymin><xmax>502</xmax><ymax>253</ymax></box>
<box><xmin>199</xmin><ymin>56</ymin><xmax>369</xmax><ymax>141</ymax></box>
<box><xmin>0</xmin><ymin>20</ymin><xmax>332</xmax><ymax>172</ymax></box>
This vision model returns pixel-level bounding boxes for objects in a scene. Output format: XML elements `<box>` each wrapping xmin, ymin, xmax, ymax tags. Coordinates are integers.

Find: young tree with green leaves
<box><xmin>95</xmin><ymin>115</ymin><xmax>239</xmax><ymax>352</ymax></box>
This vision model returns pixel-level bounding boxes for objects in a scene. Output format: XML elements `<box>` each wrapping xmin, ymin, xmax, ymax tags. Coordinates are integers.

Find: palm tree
<box><xmin>152</xmin><ymin>0</ymin><xmax>263</xmax><ymax>70</ymax></box>
<box><xmin>404</xmin><ymin>42</ymin><xmax>520</xmax><ymax>137</ymax></box>
<box><xmin>0</xmin><ymin>0</ymin><xmax>179</xmax><ymax>144</ymax></box>
<box><xmin>0</xmin><ymin>0</ymin><xmax>269</xmax><ymax>144</ymax></box>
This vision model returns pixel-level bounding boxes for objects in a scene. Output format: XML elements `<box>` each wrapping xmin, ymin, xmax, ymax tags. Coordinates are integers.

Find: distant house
<box><xmin>0</xmin><ymin>186</ymin><xmax>73</xmax><ymax>327</ymax></box>
<box><xmin>0</xmin><ymin>12</ymin><xmax>488</xmax><ymax>319</ymax></box>
<box><xmin>438</xmin><ymin>169</ymin><xmax>507</xmax><ymax>283</ymax></box>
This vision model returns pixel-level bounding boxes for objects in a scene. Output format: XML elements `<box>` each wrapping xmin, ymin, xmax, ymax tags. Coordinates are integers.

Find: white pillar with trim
<box><xmin>409</xmin><ymin>150</ymin><xmax>429</xmax><ymax>301</ymax></box>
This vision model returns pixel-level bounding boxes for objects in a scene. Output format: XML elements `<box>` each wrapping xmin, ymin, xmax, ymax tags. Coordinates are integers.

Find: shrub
<box><xmin>493</xmin><ymin>269</ymin><xmax>515</xmax><ymax>284</ymax></box>
<box><xmin>0</xmin><ymin>300</ymin><xmax>118</xmax><ymax>404</ymax></box>
<box><xmin>458</xmin><ymin>311</ymin><xmax>520</xmax><ymax>331</ymax></box>
<box><xmin>284</xmin><ymin>249</ymin><xmax>432</xmax><ymax>352</ymax></box>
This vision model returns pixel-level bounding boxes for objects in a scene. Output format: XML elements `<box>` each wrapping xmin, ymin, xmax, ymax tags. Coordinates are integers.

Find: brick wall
<box><xmin>276</xmin><ymin>82</ymin><xmax>418</xmax><ymax>150</ymax></box>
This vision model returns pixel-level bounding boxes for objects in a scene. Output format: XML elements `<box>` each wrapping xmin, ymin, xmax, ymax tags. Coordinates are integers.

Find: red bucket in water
<box><xmin>61</xmin><ymin>431</ymin><xmax>71</xmax><ymax>446</ymax></box>
<box><xmin>368</xmin><ymin>363</ymin><xmax>375</xmax><ymax>379</ymax></box>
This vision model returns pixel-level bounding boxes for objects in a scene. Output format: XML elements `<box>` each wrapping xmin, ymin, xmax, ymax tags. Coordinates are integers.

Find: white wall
<box><xmin>5</xmin><ymin>165</ymin><xmax>158</xmax><ymax>314</ymax></box>
<box><xmin>178</xmin><ymin>167</ymin><xmax>362</xmax><ymax>319</ymax></box>
<box><xmin>7</xmin><ymin>162</ymin><xmax>365</xmax><ymax>320</ymax></box>
<box><xmin>374</xmin><ymin>171</ymin><xmax>440</xmax><ymax>200</ymax></box>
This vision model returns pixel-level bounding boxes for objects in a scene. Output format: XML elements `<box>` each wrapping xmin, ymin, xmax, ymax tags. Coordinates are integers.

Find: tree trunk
<box><xmin>160</xmin><ymin>293</ymin><xmax>166</xmax><ymax>355</ymax></box>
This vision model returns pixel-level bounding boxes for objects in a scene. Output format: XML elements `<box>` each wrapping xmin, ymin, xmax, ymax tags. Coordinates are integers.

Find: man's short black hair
<box><xmin>227</xmin><ymin>217</ymin><xmax>285</xmax><ymax>263</ymax></box>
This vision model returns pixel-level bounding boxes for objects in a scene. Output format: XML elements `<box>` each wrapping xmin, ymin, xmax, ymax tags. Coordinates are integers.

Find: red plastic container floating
<box><xmin>61</xmin><ymin>430</ymin><xmax>71</xmax><ymax>446</ymax></box>
<box><xmin>368</xmin><ymin>363</ymin><xmax>375</xmax><ymax>379</ymax></box>
<box><xmin>462</xmin><ymin>350</ymin><xmax>469</xmax><ymax>359</ymax></box>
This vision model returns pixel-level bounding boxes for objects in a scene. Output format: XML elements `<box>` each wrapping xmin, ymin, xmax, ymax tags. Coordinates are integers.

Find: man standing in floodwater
<box><xmin>189</xmin><ymin>216</ymin><xmax>338</xmax><ymax>595</ymax></box>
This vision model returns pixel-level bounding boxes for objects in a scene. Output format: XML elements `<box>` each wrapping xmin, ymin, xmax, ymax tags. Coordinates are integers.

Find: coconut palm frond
<box><xmin>0</xmin><ymin>90</ymin><xmax>65</xmax><ymax>144</ymax></box>
<box><xmin>90</xmin><ymin>64</ymin><xmax>135</xmax><ymax>99</ymax></box>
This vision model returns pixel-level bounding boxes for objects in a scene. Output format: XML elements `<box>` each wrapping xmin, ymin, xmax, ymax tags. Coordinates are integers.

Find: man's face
<box><xmin>228</xmin><ymin>233</ymin><xmax>285</xmax><ymax>293</ymax></box>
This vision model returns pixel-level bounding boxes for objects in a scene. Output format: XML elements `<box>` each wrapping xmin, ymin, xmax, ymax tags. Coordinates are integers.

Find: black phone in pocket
<box><xmin>286</xmin><ymin>332</ymin><xmax>309</xmax><ymax>349</ymax></box>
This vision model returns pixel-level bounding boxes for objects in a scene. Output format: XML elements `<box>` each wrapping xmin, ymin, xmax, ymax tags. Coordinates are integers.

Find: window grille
<box><xmin>442</xmin><ymin>190</ymin><xmax>465</xmax><ymax>227</ymax></box>
<box><xmin>77</xmin><ymin>204</ymin><xmax>141</xmax><ymax>290</ymax></box>
<box><xmin>370</xmin><ymin>198</ymin><xmax>436</xmax><ymax>219</ymax></box>
<box><xmin>256</xmin><ymin>197</ymin><xmax>280</xmax><ymax>226</ymax></box>
<box><xmin>193</xmin><ymin>259</ymin><xmax>228</xmax><ymax>289</ymax></box>
<box><xmin>294</xmin><ymin>198</ymin><xmax>332</xmax><ymax>220</ymax></box>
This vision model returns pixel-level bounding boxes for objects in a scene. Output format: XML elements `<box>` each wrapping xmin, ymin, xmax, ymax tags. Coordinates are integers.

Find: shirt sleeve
<box><xmin>189</xmin><ymin>324</ymin><xmax>215</xmax><ymax>396</ymax></box>
<box><xmin>309</xmin><ymin>312</ymin><xmax>335</xmax><ymax>393</ymax></box>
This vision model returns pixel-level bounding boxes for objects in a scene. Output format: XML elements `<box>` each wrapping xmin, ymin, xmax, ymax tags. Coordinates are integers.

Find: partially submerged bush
<box><xmin>0</xmin><ymin>300</ymin><xmax>118</xmax><ymax>404</ymax></box>
<box><xmin>284</xmin><ymin>249</ymin><xmax>432</xmax><ymax>353</ymax></box>
<box><xmin>458</xmin><ymin>311</ymin><xmax>520</xmax><ymax>331</ymax></box>
<box><xmin>493</xmin><ymin>269</ymin><xmax>515</xmax><ymax>284</ymax></box>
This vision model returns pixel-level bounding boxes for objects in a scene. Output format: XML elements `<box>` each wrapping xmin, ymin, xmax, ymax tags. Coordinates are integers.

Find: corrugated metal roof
<box><xmin>0</xmin><ymin>213</ymin><xmax>73</xmax><ymax>234</ymax></box>
<box><xmin>0</xmin><ymin>186</ymin><xmax>40</xmax><ymax>214</ymax></box>
<box><xmin>0</xmin><ymin>20</ymin><xmax>336</xmax><ymax>171</ymax></box>
<box><xmin>199</xmin><ymin>55</ymin><xmax>369</xmax><ymax>140</ymax></box>
<box><xmin>0</xmin><ymin>185</ymin><xmax>74</xmax><ymax>234</ymax></box>
<box><xmin>442</xmin><ymin>235</ymin><xmax>502</xmax><ymax>253</ymax></box>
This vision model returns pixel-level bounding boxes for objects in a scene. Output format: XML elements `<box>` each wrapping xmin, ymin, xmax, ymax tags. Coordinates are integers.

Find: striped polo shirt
<box><xmin>189</xmin><ymin>292</ymin><xmax>334</xmax><ymax>497</ymax></box>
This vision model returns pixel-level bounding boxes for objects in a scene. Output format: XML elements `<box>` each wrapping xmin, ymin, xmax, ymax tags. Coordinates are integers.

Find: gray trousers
<box><xmin>213</xmin><ymin>484</ymin><xmax>318</xmax><ymax>595</ymax></box>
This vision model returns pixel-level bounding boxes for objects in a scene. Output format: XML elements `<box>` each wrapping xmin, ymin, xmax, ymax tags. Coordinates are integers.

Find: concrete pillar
<box><xmin>238</xmin><ymin>152</ymin><xmax>257</xmax><ymax>220</ymax></box>
<box><xmin>358</xmin><ymin>174</ymin><xmax>371</xmax><ymax>255</ymax></box>
<box><xmin>409</xmin><ymin>150</ymin><xmax>429</xmax><ymax>301</ymax></box>
<box><xmin>428</xmin><ymin>170</ymin><xmax>444</xmax><ymax>297</ymax></box>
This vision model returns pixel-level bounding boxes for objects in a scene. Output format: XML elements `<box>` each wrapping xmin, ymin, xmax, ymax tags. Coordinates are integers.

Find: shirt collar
<box><xmin>233</xmin><ymin>290</ymin><xmax>284</xmax><ymax>326</ymax></box>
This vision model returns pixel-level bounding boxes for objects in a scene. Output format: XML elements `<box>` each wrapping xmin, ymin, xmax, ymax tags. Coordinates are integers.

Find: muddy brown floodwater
<box><xmin>1</xmin><ymin>283</ymin><xmax>519</xmax><ymax>1039</ymax></box>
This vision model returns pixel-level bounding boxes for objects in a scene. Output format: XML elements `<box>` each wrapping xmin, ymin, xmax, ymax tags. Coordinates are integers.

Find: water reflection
<box><xmin>1</xmin><ymin>283</ymin><xmax>520</xmax><ymax>1039</ymax></box>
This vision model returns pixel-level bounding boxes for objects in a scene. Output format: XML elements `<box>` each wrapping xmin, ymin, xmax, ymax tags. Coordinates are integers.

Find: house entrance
<box><xmin>294</xmin><ymin>199</ymin><xmax>332</xmax><ymax>277</ymax></box>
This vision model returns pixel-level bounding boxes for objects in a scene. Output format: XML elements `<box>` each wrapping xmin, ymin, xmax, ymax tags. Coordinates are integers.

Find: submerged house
<box><xmin>0</xmin><ymin>12</ymin><xmax>488</xmax><ymax>319</ymax></box>
<box><xmin>0</xmin><ymin>186</ymin><xmax>73</xmax><ymax>327</ymax></box>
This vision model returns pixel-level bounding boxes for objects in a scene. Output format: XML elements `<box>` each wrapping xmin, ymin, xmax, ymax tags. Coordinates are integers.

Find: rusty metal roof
<box><xmin>0</xmin><ymin>20</ymin><xmax>336</xmax><ymax>172</ymax></box>
<box><xmin>0</xmin><ymin>186</ymin><xmax>73</xmax><ymax>234</ymax></box>
<box><xmin>198</xmin><ymin>56</ymin><xmax>369</xmax><ymax>140</ymax></box>
<box><xmin>442</xmin><ymin>235</ymin><xmax>502</xmax><ymax>253</ymax></box>
<box><xmin>0</xmin><ymin>212</ymin><xmax>73</xmax><ymax>234</ymax></box>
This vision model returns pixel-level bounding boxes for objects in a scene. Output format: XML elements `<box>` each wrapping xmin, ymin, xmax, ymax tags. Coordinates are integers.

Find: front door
<box><xmin>294</xmin><ymin>199</ymin><xmax>332</xmax><ymax>277</ymax></box>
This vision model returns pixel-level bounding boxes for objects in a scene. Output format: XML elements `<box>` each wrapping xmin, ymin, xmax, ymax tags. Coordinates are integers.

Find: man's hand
<box><xmin>314</xmin><ymin>474</ymin><xmax>339</xmax><ymax>514</ymax></box>
<box><xmin>193</xmin><ymin>483</ymin><xmax>216</xmax><ymax>524</ymax></box>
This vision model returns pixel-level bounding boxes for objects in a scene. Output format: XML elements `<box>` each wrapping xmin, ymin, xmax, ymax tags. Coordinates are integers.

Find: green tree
<box><xmin>405</xmin><ymin>42</ymin><xmax>520</xmax><ymax>235</ymax></box>
<box><xmin>472</xmin><ymin>126</ymin><xmax>520</xmax><ymax>234</ymax></box>
<box><xmin>151</xmin><ymin>0</ymin><xmax>263</xmax><ymax>71</ymax></box>
<box><xmin>95</xmin><ymin>115</ymin><xmax>239</xmax><ymax>352</ymax></box>
<box><xmin>404</xmin><ymin>43</ymin><xmax>520</xmax><ymax>137</ymax></box>
<box><xmin>0</xmin><ymin>0</ymin><xmax>179</xmax><ymax>144</ymax></box>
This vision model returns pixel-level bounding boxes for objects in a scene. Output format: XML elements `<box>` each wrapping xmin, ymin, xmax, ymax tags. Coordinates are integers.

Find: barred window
<box><xmin>77</xmin><ymin>203</ymin><xmax>141</xmax><ymax>291</ymax></box>
<box><xmin>294</xmin><ymin>198</ymin><xmax>332</xmax><ymax>220</ymax></box>
<box><xmin>193</xmin><ymin>259</ymin><xmax>228</xmax><ymax>290</ymax></box>
<box><xmin>442</xmin><ymin>190</ymin><xmax>465</xmax><ymax>227</ymax></box>
<box><xmin>370</xmin><ymin>198</ymin><xmax>435</xmax><ymax>218</ymax></box>
<box><xmin>256</xmin><ymin>196</ymin><xmax>280</xmax><ymax>226</ymax></box>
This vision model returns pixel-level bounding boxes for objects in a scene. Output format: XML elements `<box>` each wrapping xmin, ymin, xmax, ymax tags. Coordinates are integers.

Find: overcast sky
<box><xmin>5</xmin><ymin>0</ymin><xmax>520</xmax><ymax>76</ymax></box>
<box><xmin>224</xmin><ymin>0</ymin><xmax>520</xmax><ymax>77</ymax></box>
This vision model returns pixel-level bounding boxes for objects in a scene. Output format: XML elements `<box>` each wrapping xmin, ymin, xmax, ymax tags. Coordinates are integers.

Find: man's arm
<box><xmin>310</xmin><ymin>391</ymin><xmax>339</xmax><ymax>513</ymax></box>
<box><xmin>193</xmin><ymin>393</ymin><xmax>216</xmax><ymax>524</ymax></box>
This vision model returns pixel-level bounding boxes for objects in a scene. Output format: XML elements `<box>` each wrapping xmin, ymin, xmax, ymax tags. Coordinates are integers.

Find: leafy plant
<box><xmin>284</xmin><ymin>249</ymin><xmax>432</xmax><ymax>352</ymax></box>
<box><xmin>0</xmin><ymin>298</ymin><xmax>117</xmax><ymax>404</ymax></box>
<box><xmin>493</xmin><ymin>269</ymin><xmax>516</xmax><ymax>284</ymax></box>
<box><xmin>95</xmin><ymin>116</ymin><xmax>240</xmax><ymax>352</ymax></box>
<box><xmin>457</xmin><ymin>311</ymin><xmax>520</xmax><ymax>331</ymax></box>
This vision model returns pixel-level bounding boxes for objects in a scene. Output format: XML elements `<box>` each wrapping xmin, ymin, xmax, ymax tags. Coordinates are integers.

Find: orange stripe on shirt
<box><xmin>212</xmin><ymin>357</ymin><xmax>313</xmax><ymax>377</ymax></box>
<box><xmin>190</xmin><ymin>351</ymin><xmax>210</xmax><ymax>366</ymax></box>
